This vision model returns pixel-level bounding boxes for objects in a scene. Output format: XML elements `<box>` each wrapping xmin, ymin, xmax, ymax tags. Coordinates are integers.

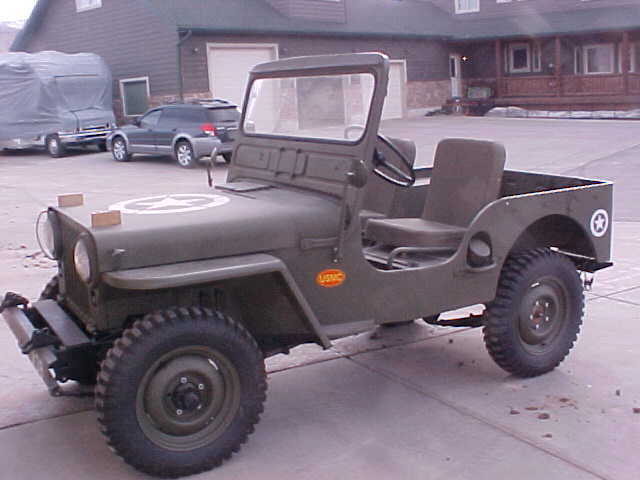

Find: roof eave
<box><xmin>177</xmin><ymin>25</ymin><xmax>451</xmax><ymax>41</ymax></box>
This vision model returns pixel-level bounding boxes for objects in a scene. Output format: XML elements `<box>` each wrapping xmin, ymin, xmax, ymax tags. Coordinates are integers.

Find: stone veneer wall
<box><xmin>113</xmin><ymin>81</ymin><xmax>451</xmax><ymax>124</ymax></box>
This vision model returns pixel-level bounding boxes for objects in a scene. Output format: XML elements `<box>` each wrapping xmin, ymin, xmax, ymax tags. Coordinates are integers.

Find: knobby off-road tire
<box><xmin>95</xmin><ymin>307</ymin><xmax>267</xmax><ymax>478</ymax></box>
<box><xmin>39</xmin><ymin>275</ymin><xmax>60</xmax><ymax>300</ymax></box>
<box><xmin>483</xmin><ymin>248</ymin><xmax>584</xmax><ymax>377</ymax></box>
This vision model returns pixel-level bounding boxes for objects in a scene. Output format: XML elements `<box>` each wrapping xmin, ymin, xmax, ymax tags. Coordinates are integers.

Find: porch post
<box><xmin>495</xmin><ymin>39</ymin><xmax>502</xmax><ymax>97</ymax></box>
<box><xmin>622</xmin><ymin>31</ymin><xmax>630</xmax><ymax>95</ymax></box>
<box><xmin>554</xmin><ymin>36</ymin><xmax>562</xmax><ymax>96</ymax></box>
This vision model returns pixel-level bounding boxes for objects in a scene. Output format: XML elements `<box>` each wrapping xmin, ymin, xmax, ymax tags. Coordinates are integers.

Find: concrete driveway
<box><xmin>0</xmin><ymin>117</ymin><xmax>638</xmax><ymax>480</ymax></box>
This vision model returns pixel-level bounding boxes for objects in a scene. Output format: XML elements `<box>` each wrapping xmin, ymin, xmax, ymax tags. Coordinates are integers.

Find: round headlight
<box><xmin>74</xmin><ymin>238</ymin><xmax>92</xmax><ymax>282</ymax></box>
<box><xmin>36</xmin><ymin>211</ymin><xmax>56</xmax><ymax>260</ymax></box>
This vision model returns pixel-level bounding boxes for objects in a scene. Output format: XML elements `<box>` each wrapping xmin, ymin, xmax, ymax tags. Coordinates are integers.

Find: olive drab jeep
<box><xmin>1</xmin><ymin>53</ymin><xmax>613</xmax><ymax>477</ymax></box>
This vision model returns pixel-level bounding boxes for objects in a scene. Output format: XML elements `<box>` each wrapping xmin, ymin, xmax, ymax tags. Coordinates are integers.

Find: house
<box><xmin>441</xmin><ymin>0</ymin><xmax>640</xmax><ymax>112</ymax></box>
<box><xmin>11</xmin><ymin>0</ymin><xmax>640</xmax><ymax>120</ymax></box>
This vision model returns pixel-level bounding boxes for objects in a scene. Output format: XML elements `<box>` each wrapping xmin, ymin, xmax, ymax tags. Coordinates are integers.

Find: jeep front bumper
<box><xmin>1</xmin><ymin>297</ymin><xmax>92</xmax><ymax>396</ymax></box>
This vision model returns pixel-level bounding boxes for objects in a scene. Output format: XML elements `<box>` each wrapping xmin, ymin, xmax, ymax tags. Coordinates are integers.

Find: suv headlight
<box><xmin>36</xmin><ymin>211</ymin><xmax>57</xmax><ymax>260</ymax></box>
<box><xmin>74</xmin><ymin>238</ymin><xmax>92</xmax><ymax>282</ymax></box>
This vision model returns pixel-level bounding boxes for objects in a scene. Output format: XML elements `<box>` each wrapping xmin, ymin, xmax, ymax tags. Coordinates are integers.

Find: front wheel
<box><xmin>483</xmin><ymin>248</ymin><xmax>583</xmax><ymax>377</ymax></box>
<box><xmin>175</xmin><ymin>141</ymin><xmax>197</xmax><ymax>168</ymax></box>
<box><xmin>111</xmin><ymin>137</ymin><xmax>131</xmax><ymax>162</ymax></box>
<box><xmin>95</xmin><ymin>307</ymin><xmax>267</xmax><ymax>477</ymax></box>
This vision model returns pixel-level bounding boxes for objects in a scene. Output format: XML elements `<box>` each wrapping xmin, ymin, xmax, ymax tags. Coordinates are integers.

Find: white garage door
<box><xmin>383</xmin><ymin>61</ymin><xmax>407</xmax><ymax>120</ymax></box>
<box><xmin>361</xmin><ymin>60</ymin><xmax>407</xmax><ymax>120</ymax></box>
<box><xmin>207</xmin><ymin>44</ymin><xmax>278</xmax><ymax>107</ymax></box>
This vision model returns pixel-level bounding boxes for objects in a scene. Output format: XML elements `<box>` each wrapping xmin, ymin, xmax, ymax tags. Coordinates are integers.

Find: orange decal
<box><xmin>316</xmin><ymin>269</ymin><xmax>346</xmax><ymax>288</ymax></box>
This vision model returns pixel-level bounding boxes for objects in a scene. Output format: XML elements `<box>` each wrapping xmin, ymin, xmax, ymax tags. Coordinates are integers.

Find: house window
<box><xmin>575</xmin><ymin>44</ymin><xmax>614</xmax><ymax>74</ymax></box>
<box><xmin>75</xmin><ymin>0</ymin><xmax>102</xmax><ymax>12</ymax></box>
<box><xmin>508</xmin><ymin>43</ymin><xmax>531</xmax><ymax>73</ymax></box>
<box><xmin>455</xmin><ymin>0</ymin><xmax>479</xmax><ymax>14</ymax></box>
<box><xmin>120</xmin><ymin>77</ymin><xmax>150</xmax><ymax>117</ymax></box>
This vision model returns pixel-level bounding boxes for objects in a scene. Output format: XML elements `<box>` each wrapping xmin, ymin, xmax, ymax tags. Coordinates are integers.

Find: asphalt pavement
<box><xmin>0</xmin><ymin>116</ymin><xmax>638</xmax><ymax>480</ymax></box>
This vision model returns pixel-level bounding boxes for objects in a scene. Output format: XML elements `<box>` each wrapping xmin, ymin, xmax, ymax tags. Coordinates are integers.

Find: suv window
<box><xmin>207</xmin><ymin>108</ymin><xmax>240</xmax><ymax>123</ymax></box>
<box><xmin>158</xmin><ymin>108</ymin><xmax>205</xmax><ymax>128</ymax></box>
<box><xmin>139</xmin><ymin>110</ymin><xmax>162</xmax><ymax>129</ymax></box>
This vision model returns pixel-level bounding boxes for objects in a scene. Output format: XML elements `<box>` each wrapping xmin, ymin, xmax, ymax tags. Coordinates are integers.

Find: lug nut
<box><xmin>198</xmin><ymin>384</ymin><xmax>205</xmax><ymax>390</ymax></box>
<box><xmin>180</xmin><ymin>377</ymin><xmax>188</xmax><ymax>384</ymax></box>
<box><xmin>176</xmin><ymin>409</ymin><xmax>183</xmax><ymax>416</ymax></box>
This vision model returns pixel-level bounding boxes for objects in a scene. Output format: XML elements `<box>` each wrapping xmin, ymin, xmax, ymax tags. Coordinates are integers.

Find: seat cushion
<box><xmin>359</xmin><ymin>208</ymin><xmax>387</xmax><ymax>231</ymax></box>
<box><xmin>365</xmin><ymin>217</ymin><xmax>466</xmax><ymax>250</ymax></box>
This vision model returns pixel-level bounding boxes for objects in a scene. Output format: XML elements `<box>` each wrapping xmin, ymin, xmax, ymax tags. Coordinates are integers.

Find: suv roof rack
<box><xmin>165</xmin><ymin>98</ymin><xmax>237</xmax><ymax>108</ymax></box>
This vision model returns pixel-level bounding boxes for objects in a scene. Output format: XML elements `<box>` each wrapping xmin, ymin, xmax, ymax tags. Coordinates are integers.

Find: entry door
<box><xmin>449</xmin><ymin>54</ymin><xmax>463</xmax><ymax>98</ymax></box>
<box><xmin>207</xmin><ymin>44</ymin><xmax>278</xmax><ymax>108</ymax></box>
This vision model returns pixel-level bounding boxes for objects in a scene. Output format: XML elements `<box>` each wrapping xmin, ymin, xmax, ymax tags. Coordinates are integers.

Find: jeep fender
<box><xmin>102</xmin><ymin>253</ymin><xmax>331</xmax><ymax>348</ymax></box>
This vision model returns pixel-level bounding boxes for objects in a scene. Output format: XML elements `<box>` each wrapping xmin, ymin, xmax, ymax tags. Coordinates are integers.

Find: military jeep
<box><xmin>1</xmin><ymin>53</ymin><xmax>613</xmax><ymax>478</ymax></box>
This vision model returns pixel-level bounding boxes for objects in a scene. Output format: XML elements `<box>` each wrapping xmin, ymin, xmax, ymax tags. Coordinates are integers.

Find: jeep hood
<box><xmin>55</xmin><ymin>186</ymin><xmax>341</xmax><ymax>273</ymax></box>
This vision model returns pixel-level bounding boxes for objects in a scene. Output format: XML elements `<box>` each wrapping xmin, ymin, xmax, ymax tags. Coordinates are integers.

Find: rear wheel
<box><xmin>95</xmin><ymin>307</ymin><xmax>267</xmax><ymax>477</ymax></box>
<box><xmin>46</xmin><ymin>135</ymin><xmax>66</xmax><ymax>158</ymax></box>
<box><xmin>483</xmin><ymin>248</ymin><xmax>583</xmax><ymax>377</ymax></box>
<box><xmin>175</xmin><ymin>141</ymin><xmax>197</xmax><ymax>168</ymax></box>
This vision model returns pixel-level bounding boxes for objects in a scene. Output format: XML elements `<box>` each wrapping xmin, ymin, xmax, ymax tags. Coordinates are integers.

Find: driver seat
<box><xmin>365</xmin><ymin>138</ymin><xmax>506</xmax><ymax>251</ymax></box>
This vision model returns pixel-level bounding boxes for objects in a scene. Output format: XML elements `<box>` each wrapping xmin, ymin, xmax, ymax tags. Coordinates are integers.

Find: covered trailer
<box><xmin>0</xmin><ymin>51</ymin><xmax>116</xmax><ymax>156</ymax></box>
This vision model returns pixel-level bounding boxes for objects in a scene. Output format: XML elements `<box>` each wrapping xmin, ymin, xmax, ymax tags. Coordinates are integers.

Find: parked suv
<box><xmin>107</xmin><ymin>100</ymin><xmax>239</xmax><ymax>168</ymax></box>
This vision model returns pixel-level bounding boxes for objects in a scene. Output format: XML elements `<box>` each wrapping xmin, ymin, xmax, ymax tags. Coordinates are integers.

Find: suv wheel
<box><xmin>46</xmin><ymin>135</ymin><xmax>66</xmax><ymax>158</ymax></box>
<box><xmin>483</xmin><ymin>248</ymin><xmax>583</xmax><ymax>377</ymax></box>
<box><xmin>95</xmin><ymin>307</ymin><xmax>267</xmax><ymax>477</ymax></box>
<box><xmin>176</xmin><ymin>141</ymin><xmax>197</xmax><ymax>168</ymax></box>
<box><xmin>111</xmin><ymin>137</ymin><xmax>131</xmax><ymax>162</ymax></box>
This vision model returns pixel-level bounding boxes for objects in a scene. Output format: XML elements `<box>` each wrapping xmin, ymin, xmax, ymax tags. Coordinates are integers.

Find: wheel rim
<box><xmin>48</xmin><ymin>137</ymin><xmax>59</xmax><ymax>155</ymax></box>
<box><xmin>176</xmin><ymin>144</ymin><xmax>193</xmax><ymax>166</ymax></box>
<box><xmin>136</xmin><ymin>346</ymin><xmax>241</xmax><ymax>452</ymax></box>
<box><xmin>113</xmin><ymin>140</ymin><xmax>126</xmax><ymax>160</ymax></box>
<box><xmin>518</xmin><ymin>276</ymin><xmax>568</xmax><ymax>354</ymax></box>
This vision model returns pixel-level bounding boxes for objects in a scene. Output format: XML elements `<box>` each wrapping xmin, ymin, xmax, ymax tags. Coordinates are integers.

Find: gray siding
<box><xmin>266</xmin><ymin>0</ymin><xmax>346</xmax><ymax>22</ymax></box>
<box><xmin>180</xmin><ymin>33</ymin><xmax>449</xmax><ymax>95</ymax></box>
<box><xmin>23</xmin><ymin>0</ymin><xmax>178</xmax><ymax>97</ymax></box>
<box><xmin>431</xmin><ymin>0</ymin><xmax>640</xmax><ymax>18</ymax></box>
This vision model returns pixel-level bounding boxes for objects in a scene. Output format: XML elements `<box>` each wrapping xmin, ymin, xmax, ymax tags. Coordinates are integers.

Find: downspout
<box><xmin>176</xmin><ymin>29</ymin><xmax>193</xmax><ymax>102</ymax></box>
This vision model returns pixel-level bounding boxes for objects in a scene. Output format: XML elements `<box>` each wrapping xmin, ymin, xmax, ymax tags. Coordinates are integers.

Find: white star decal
<box><xmin>109</xmin><ymin>194</ymin><xmax>230</xmax><ymax>215</ymax></box>
<box><xmin>137</xmin><ymin>196</ymin><xmax>203</xmax><ymax>210</ymax></box>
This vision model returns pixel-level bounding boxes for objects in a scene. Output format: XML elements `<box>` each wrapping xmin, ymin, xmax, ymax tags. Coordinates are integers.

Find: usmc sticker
<box><xmin>109</xmin><ymin>194</ymin><xmax>230</xmax><ymax>215</ymax></box>
<box><xmin>316</xmin><ymin>269</ymin><xmax>346</xmax><ymax>288</ymax></box>
<box><xmin>590</xmin><ymin>209</ymin><xmax>609</xmax><ymax>238</ymax></box>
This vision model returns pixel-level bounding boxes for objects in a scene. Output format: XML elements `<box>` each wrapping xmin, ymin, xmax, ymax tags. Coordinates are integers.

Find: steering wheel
<box><xmin>373</xmin><ymin>134</ymin><xmax>416</xmax><ymax>187</ymax></box>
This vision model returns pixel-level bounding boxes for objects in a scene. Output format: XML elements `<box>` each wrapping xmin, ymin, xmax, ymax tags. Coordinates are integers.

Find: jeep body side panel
<box><xmin>102</xmin><ymin>253</ymin><xmax>330</xmax><ymax>348</ymax></box>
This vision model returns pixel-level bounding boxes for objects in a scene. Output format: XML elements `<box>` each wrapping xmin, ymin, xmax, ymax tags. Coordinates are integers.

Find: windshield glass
<box><xmin>243</xmin><ymin>73</ymin><xmax>375</xmax><ymax>142</ymax></box>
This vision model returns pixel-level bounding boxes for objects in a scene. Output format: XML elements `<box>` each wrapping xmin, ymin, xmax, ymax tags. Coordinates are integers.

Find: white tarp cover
<box><xmin>0</xmin><ymin>51</ymin><xmax>115</xmax><ymax>141</ymax></box>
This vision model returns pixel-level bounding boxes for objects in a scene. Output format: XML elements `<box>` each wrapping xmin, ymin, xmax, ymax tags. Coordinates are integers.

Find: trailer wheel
<box><xmin>95</xmin><ymin>307</ymin><xmax>266</xmax><ymax>478</ymax></box>
<box><xmin>483</xmin><ymin>248</ymin><xmax>583</xmax><ymax>377</ymax></box>
<box><xmin>46</xmin><ymin>135</ymin><xmax>66</xmax><ymax>158</ymax></box>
